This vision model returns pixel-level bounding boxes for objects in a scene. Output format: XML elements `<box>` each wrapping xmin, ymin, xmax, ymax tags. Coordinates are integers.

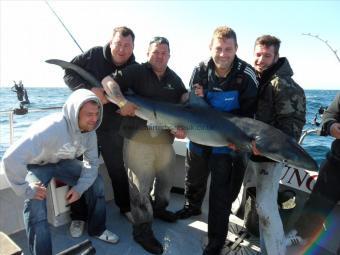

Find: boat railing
<box><xmin>0</xmin><ymin>107</ymin><xmax>62</xmax><ymax>191</ymax></box>
<box><xmin>298</xmin><ymin>128</ymin><xmax>320</xmax><ymax>145</ymax></box>
<box><xmin>0</xmin><ymin>106</ymin><xmax>62</xmax><ymax>145</ymax></box>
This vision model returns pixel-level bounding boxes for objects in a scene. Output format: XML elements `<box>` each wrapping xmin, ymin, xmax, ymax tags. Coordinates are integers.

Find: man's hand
<box><xmin>251</xmin><ymin>140</ymin><xmax>261</xmax><ymax>155</ymax></box>
<box><xmin>66</xmin><ymin>188</ymin><xmax>80</xmax><ymax>205</ymax></box>
<box><xmin>180</xmin><ymin>92</ymin><xmax>189</xmax><ymax>103</ymax></box>
<box><xmin>117</xmin><ymin>101</ymin><xmax>138</xmax><ymax>116</ymax></box>
<box><xmin>227</xmin><ymin>143</ymin><xmax>237</xmax><ymax>151</ymax></box>
<box><xmin>171</xmin><ymin>127</ymin><xmax>186</xmax><ymax>139</ymax></box>
<box><xmin>91</xmin><ymin>87</ymin><xmax>109</xmax><ymax>104</ymax></box>
<box><xmin>30</xmin><ymin>182</ymin><xmax>47</xmax><ymax>200</ymax></box>
<box><xmin>193</xmin><ymin>84</ymin><xmax>204</xmax><ymax>97</ymax></box>
<box><xmin>330</xmin><ymin>122</ymin><xmax>340</xmax><ymax>139</ymax></box>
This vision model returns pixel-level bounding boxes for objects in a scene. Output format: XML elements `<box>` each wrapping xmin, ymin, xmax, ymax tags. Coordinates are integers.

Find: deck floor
<box><xmin>9</xmin><ymin>193</ymin><xmax>260</xmax><ymax>255</ymax></box>
<box><xmin>9</xmin><ymin>192</ymin><xmax>338</xmax><ymax>255</ymax></box>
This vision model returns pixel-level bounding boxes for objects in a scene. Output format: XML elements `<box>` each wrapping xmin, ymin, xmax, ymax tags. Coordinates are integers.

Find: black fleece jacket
<box><xmin>64</xmin><ymin>43</ymin><xmax>137</xmax><ymax>131</ymax></box>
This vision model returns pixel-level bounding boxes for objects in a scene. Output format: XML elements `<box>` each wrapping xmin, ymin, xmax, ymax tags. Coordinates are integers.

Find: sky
<box><xmin>0</xmin><ymin>0</ymin><xmax>339</xmax><ymax>90</ymax></box>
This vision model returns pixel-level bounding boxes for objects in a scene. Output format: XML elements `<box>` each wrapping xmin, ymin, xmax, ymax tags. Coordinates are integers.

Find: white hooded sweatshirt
<box><xmin>2</xmin><ymin>89</ymin><xmax>103</xmax><ymax>199</ymax></box>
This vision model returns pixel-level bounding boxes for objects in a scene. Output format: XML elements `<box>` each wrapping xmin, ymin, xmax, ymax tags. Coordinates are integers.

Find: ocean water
<box><xmin>0</xmin><ymin>87</ymin><xmax>339</xmax><ymax>167</ymax></box>
<box><xmin>0</xmin><ymin>87</ymin><xmax>71</xmax><ymax>158</ymax></box>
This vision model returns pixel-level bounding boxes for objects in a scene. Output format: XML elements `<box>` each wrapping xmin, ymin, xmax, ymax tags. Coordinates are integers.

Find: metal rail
<box><xmin>298</xmin><ymin>128</ymin><xmax>320</xmax><ymax>145</ymax></box>
<box><xmin>0</xmin><ymin>107</ymin><xmax>62</xmax><ymax>145</ymax></box>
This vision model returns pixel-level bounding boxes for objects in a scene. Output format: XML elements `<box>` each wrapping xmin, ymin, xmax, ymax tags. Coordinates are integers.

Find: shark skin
<box><xmin>223</xmin><ymin>113</ymin><xmax>318</xmax><ymax>171</ymax></box>
<box><xmin>125</xmin><ymin>94</ymin><xmax>253</xmax><ymax>152</ymax></box>
<box><xmin>46</xmin><ymin>58</ymin><xmax>318</xmax><ymax>171</ymax></box>
<box><xmin>126</xmin><ymin>94</ymin><xmax>318</xmax><ymax>171</ymax></box>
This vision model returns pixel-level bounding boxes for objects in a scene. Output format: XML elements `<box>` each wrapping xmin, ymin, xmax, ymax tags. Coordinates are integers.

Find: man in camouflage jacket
<box><xmin>248</xmin><ymin>35</ymin><xmax>306</xmax><ymax>255</ymax></box>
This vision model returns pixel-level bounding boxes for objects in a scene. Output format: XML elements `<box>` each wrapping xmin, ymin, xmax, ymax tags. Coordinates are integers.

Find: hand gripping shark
<box><xmin>46</xmin><ymin>59</ymin><xmax>318</xmax><ymax>171</ymax></box>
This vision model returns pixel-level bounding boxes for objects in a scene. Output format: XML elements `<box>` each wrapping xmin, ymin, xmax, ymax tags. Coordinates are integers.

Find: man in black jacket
<box><xmin>287</xmin><ymin>93</ymin><xmax>340</xmax><ymax>248</ymax></box>
<box><xmin>102</xmin><ymin>36</ymin><xmax>188</xmax><ymax>254</ymax></box>
<box><xmin>64</xmin><ymin>26</ymin><xmax>136</xmax><ymax>237</ymax></box>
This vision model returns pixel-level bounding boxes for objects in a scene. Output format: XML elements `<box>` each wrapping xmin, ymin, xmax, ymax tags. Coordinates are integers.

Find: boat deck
<box><xmin>9</xmin><ymin>192</ymin><xmax>259</xmax><ymax>255</ymax></box>
<box><xmin>9</xmin><ymin>191</ymin><xmax>339</xmax><ymax>255</ymax></box>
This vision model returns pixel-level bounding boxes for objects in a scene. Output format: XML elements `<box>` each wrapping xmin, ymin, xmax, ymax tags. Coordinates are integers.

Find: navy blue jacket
<box><xmin>189</xmin><ymin>56</ymin><xmax>258</xmax><ymax>155</ymax></box>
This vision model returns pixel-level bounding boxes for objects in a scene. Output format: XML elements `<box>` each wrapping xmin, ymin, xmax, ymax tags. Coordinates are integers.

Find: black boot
<box><xmin>202</xmin><ymin>241</ymin><xmax>223</xmax><ymax>255</ymax></box>
<box><xmin>175</xmin><ymin>206</ymin><xmax>201</xmax><ymax>219</ymax></box>
<box><xmin>202</xmin><ymin>237</ymin><xmax>225</xmax><ymax>255</ymax></box>
<box><xmin>133</xmin><ymin>223</ymin><xmax>163</xmax><ymax>254</ymax></box>
<box><xmin>153</xmin><ymin>209</ymin><xmax>177</xmax><ymax>222</ymax></box>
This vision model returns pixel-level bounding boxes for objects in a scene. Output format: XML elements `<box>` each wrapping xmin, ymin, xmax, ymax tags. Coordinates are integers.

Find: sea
<box><xmin>0</xmin><ymin>87</ymin><xmax>339</xmax><ymax>167</ymax></box>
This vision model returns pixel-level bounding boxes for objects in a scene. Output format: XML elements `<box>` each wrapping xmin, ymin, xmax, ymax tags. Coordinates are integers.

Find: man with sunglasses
<box><xmin>63</xmin><ymin>27</ymin><xmax>136</xmax><ymax>237</ymax></box>
<box><xmin>101</xmin><ymin>36</ymin><xmax>188</xmax><ymax>254</ymax></box>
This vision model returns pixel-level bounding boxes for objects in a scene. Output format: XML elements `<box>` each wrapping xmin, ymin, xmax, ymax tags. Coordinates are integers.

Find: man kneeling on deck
<box><xmin>2</xmin><ymin>89</ymin><xmax>118</xmax><ymax>255</ymax></box>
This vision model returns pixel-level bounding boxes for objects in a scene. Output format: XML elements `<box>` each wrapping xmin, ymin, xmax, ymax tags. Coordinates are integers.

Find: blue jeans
<box><xmin>24</xmin><ymin>159</ymin><xmax>106</xmax><ymax>255</ymax></box>
<box><xmin>71</xmin><ymin>130</ymin><xmax>130</xmax><ymax>220</ymax></box>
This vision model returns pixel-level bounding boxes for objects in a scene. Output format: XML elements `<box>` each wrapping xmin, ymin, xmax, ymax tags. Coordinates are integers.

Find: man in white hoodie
<box><xmin>2</xmin><ymin>89</ymin><xmax>118</xmax><ymax>255</ymax></box>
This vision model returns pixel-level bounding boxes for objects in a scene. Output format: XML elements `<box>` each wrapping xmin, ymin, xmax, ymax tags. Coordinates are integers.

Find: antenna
<box><xmin>45</xmin><ymin>0</ymin><xmax>84</xmax><ymax>53</ymax></box>
<box><xmin>302</xmin><ymin>33</ymin><xmax>340</xmax><ymax>63</ymax></box>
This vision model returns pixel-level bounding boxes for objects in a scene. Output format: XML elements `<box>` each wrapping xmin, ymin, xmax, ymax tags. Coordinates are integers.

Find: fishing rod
<box><xmin>44</xmin><ymin>0</ymin><xmax>84</xmax><ymax>53</ymax></box>
<box><xmin>302</xmin><ymin>33</ymin><xmax>340</xmax><ymax>63</ymax></box>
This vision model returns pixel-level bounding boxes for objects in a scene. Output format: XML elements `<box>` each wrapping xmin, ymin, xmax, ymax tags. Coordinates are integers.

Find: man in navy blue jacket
<box><xmin>176</xmin><ymin>26</ymin><xmax>258</xmax><ymax>255</ymax></box>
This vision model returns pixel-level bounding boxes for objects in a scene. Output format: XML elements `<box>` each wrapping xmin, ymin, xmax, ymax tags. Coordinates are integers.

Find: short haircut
<box><xmin>113</xmin><ymin>26</ymin><xmax>135</xmax><ymax>42</ymax></box>
<box><xmin>211</xmin><ymin>26</ymin><xmax>237</xmax><ymax>47</ymax></box>
<box><xmin>149</xmin><ymin>36</ymin><xmax>170</xmax><ymax>53</ymax></box>
<box><xmin>255</xmin><ymin>35</ymin><xmax>281</xmax><ymax>55</ymax></box>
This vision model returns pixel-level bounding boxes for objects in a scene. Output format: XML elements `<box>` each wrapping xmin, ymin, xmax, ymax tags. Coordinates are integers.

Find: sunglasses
<box><xmin>149</xmin><ymin>36</ymin><xmax>169</xmax><ymax>47</ymax></box>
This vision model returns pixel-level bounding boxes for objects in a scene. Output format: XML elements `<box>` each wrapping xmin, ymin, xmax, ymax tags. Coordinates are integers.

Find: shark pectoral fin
<box><xmin>105</xmin><ymin>94</ymin><xmax>116</xmax><ymax>104</ymax></box>
<box><xmin>102</xmin><ymin>82</ymin><xmax>118</xmax><ymax>104</ymax></box>
<box><xmin>102</xmin><ymin>82</ymin><xmax>111</xmax><ymax>95</ymax></box>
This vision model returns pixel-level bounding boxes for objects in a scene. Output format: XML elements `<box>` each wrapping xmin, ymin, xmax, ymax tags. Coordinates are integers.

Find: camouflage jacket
<box><xmin>255</xmin><ymin>57</ymin><xmax>306</xmax><ymax>141</ymax></box>
<box><xmin>321</xmin><ymin>93</ymin><xmax>340</xmax><ymax>136</ymax></box>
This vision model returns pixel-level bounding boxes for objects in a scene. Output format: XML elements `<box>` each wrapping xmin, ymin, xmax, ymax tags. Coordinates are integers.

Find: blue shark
<box><xmin>46</xmin><ymin>58</ymin><xmax>318</xmax><ymax>171</ymax></box>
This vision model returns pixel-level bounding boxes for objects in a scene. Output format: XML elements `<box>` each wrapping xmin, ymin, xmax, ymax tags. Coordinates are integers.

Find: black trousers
<box><xmin>185</xmin><ymin>149</ymin><xmax>247</xmax><ymax>252</ymax></box>
<box><xmin>70</xmin><ymin>129</ymin><xmax>130</xmax><ymax>220</ymax></box>
<box><xmin>295</xmin><ymin>139</ymin><xmax>340</xmax><ymax>238</ymax></box>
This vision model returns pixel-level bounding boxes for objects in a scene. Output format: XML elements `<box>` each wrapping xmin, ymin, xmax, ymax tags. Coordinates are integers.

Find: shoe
<box><xmin>124</xmin><ymin>211</ymin><xmax>134</xmax><ymax>224</ymax></box>
<box><xmin>203</xmin><ymin>243</ymin><xmax>223</xmax><ymax>255</ymax></box>
<box><xmin>134</xmin><ymin>233</ymin><xmax>163</xmax><ymax>254</ymax></box>
<box><xmin>285</xmin><ymin>229</ymin><xmax>305</xmax><ymax>246</ymax></box>
<box><xmin>153</xmin><ymin>209</ymin><xmax>177</xmax><ymax>222</ymax></box>
<box><xmin>175</xmin><ymin>206</ymin><xmax>201</xmax><ymax>219</ymax></box>
<box><xmin>69</xmin><ymin>220</ymin><xmax>85</xmax><ymax>238</ymax></box>
<box><xmin>96</xmin><ymin>229</ymin><xmax>119</xmax><ymax>244</ymax></box>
